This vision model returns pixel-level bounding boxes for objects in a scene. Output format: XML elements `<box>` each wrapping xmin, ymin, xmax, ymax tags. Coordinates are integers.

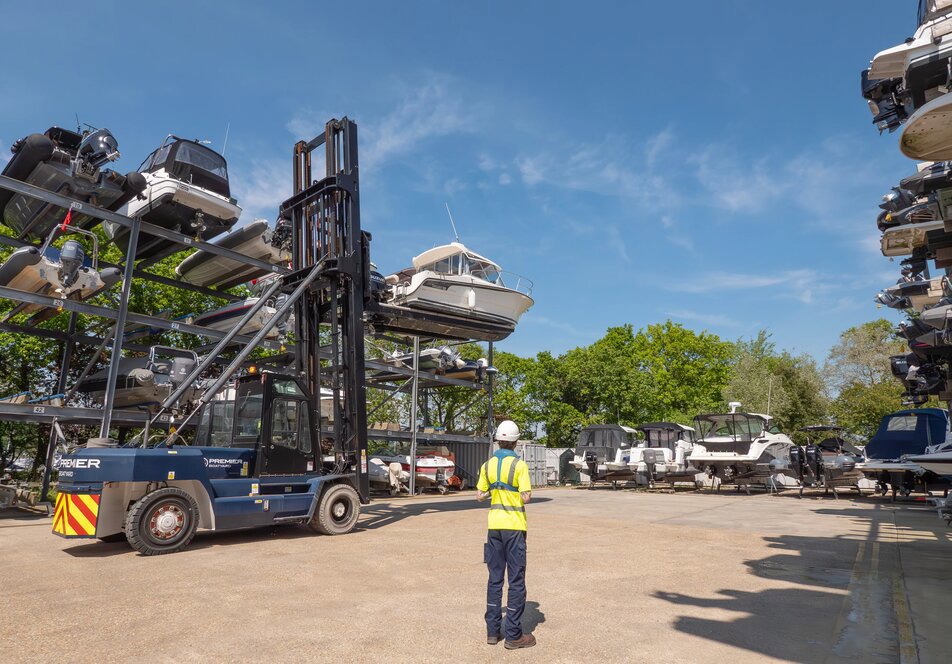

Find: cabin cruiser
<box><xmin>0</xmin><ymin>126</ymin><xmax>145</xmax><ymax>240</ymax></box>
<box><xmin>75</xmin><ymin>348</ymin><xmax>199</xmax><ymax>412</ymax></box>
<box><xmin>192</xmin><ymin>295</ymin><xmax>293</xmax><ymax>339</ymax></box>
<box><xmin>790</xmin><ymin>426</ymin><xmax>865</xmax><ymax>495</ymax></box>
<box><xmin>688</xmin><ymin>406</ymin><xmax>799</xmax><ymax>490</ymax></box>
<box><xmin>0</xmin><ymin>228</ymin><xmax>121</xmax><ymax>319</ymax></box>
<box><xmin>175</xmin><ymin>218</ymin><xmax>292</xmax><ymax>289</ymax></box>
<box><xmin>106</xmin><ymin>136</ymin><xmax>240</xmax><ymax>262</ymax></box>
<box><xmin>384</xmin><ymin>242</ymin><xmax>533</xmax><ymax>333</ymax></box>
<box><xmin>625</xmin><ymin>422</ymin><xmax>697</xmax><ymax>486</ymax></box>
<box><xmin>571</xmin><ymin>424</ymin><xmax>639</xmax><ymax>486</ymax></box>
<box><xmin>858</xmin><ymin>408</ymin><xmax>952</xmax><ymax>497</ymax></box>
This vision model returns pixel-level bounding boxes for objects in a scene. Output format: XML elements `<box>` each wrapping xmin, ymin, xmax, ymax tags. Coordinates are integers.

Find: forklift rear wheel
<box><xmin>311</xmin><ymin>484</ymin><xmax>360</xmax><ymax>536</ymax></box>
<box><xmin>125</xmin><ymin>488</ymin><xmax>200</xmax><ymax>555</ymax></box>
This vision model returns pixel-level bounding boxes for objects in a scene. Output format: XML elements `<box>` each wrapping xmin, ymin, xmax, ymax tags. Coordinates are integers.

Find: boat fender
<box><xmin>99</xmin><ymin>267</ymin><xmax>122</xmax><ymax>289</ymax></box>
<box><xmin>0</xmin><ymin>246</ymin><xmax>42</xmax><ymax>284</ymax></box>
<box><xmin>467</xmin><ymin>288</ymin><xmax>476</xmax><ymax>309</ymax></box>
<box><xmin>0</xmin><ymin>134</ymin><xmax>55</xmax><ymax>211</ymax></box>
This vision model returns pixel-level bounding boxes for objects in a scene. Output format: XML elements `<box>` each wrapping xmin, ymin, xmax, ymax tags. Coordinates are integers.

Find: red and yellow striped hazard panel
<box><xmin>52</xmin><ymin>493</ymin><xmax>100</xmax><ymax>538</ymax></box>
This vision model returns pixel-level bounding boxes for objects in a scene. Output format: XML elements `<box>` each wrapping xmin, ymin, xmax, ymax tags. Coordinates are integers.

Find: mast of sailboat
<box><xmin>445</xmin><ymin>202</ymin><xmax>460</xmax><ymax>243</ymax></box>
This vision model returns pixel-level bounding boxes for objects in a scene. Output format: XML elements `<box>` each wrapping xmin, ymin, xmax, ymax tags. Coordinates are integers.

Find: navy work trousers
<box><xmin>484</xmin><ymin>529</ymin><xmax>527</xmax><ymax>641</ymax></box>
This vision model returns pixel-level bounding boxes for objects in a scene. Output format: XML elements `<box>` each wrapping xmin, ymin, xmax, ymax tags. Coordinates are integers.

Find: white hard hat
<box><xmin>495</xmin><ymin>420</ymin><xmax>520</xmax><ymax>443</ymax></box>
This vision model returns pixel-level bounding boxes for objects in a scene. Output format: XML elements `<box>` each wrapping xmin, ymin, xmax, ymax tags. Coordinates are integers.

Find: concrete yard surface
<box><xmin>3</xmin><ymin>488</ymin><xmax>952</xmax><ymax>663</ymax></box>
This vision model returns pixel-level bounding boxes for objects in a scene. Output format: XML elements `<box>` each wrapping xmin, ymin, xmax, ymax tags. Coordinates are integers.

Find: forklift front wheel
<box><xmin>310</xmin><ymin>484</ymin><xmax>360</xmax><ymax>536</ymax></box>
<box><xmin>125</xmin><ymin>487</ymin><xmax>200</xmax><ymax>555</ymax></box>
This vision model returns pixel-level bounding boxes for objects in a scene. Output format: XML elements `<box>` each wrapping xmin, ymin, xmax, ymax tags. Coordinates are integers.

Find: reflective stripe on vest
<box><xmin>489</xmin><ymin>504</ymin><xmax>526</xmax><ymax>512</ymax></box>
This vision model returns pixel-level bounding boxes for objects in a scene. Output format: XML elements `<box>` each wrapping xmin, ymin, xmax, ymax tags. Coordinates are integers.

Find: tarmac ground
<box><xmin>3</xmin><ymin>486</ymin><xmax>951</xmax><ymax>663</ymax></box>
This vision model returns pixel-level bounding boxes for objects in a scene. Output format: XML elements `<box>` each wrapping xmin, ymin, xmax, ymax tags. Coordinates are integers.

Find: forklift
<box><xmin>51</xmin><ymin>119</ymin><xmax>372</xmax><ymax>554</ymax></box>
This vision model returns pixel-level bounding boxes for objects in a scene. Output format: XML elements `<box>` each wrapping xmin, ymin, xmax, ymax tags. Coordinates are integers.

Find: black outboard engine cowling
<box><xmin>77</xmin><ymin>128</ymin><xmax>120</xmax><ymax>169</ymax></box>
<box><xmin>57</xmin><ymin>240</ymin><xmax>85</xmax><ymax>288</ymax></box>
<box><xmin>789</xmin><ymin>445</ymin><xmax>805</xmax><ymax>481</ymax></box>
<box><xmin>805</xmin><ymin>444</ymin><xmax>823</xmax><ymax>479</ymax></box>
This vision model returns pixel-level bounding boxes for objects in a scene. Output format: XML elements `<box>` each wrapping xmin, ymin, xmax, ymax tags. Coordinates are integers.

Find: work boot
<box><xmin>504</xmin><ymin>634</ymin><xmax>536</xmax><ymax>649</ymax></box>
<box><xmin>487</xmin><ymin>633</ymin><xmax>503</xmax><ymax>645</ymax></box>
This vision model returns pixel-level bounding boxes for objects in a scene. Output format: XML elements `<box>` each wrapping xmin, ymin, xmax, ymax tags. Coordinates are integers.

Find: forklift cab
<box><xmin>231</xmin><ymin>373</ymin><xmax>318</xmax><ymax>477</ymax></box>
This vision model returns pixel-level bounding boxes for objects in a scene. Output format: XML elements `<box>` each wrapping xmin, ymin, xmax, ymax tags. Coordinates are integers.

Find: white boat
<box><xmin>688</xmin><ymin>406</ymin><xmax>799</xmax><ymax>489</ymax></box>
<box><xmin>371</xmin><ymin>452</ymin><xmax>455</xmax><ymax>492</ymax></box>
<box><xmin>572</xmin><ymin>424</ymin><xmax>639</xmax><ymax>485</ymax></box>
<box><xmin>880</xmin><ymin>219</ymin><xmax>944</xmax><ymax>257</ymax></box>
<box><xmin>626</xmin><ymin>422</ymin><xmax>697</xmax><ymax>485</ymax></box>
<box><xmin>368</xmin><ymin>457</ymin><xmax>410</xmax><ymax>495</ymax></box>
<box><xmin>0</xmin><ymin>126</ymin><xmax>145</xmax><ymax>240</ymax></box>
<box><xmin>900</xmin><ymin>93</ymin><xmax>952</xmax><ymax>161</ymax></box>
<box><xmin>106</xmin><ymin>136</ymin><xmax>240</xmax><ymax>261</ymax></box>
<box><xmin>857</xmin><ymin>408</ymin><xmax>952</xmax><ymax>496</ymax></box>
<box><xmin>385</xmin><ymin>242</ymin><xmax>533</xmax><ymax>331</ymax></box>
<box><xmin>175</xmin><ymin>218</ymin><xmax>291</xmax><ymax>289</ymax></box>
<box><xmin>0</xmin><ymin>230</ymin><xmax>121</xmax><ymax>318</ymax></box>
<box><xmin>868</xmin><ymin>2</ymin><xmax>952</xmax><ymax>78</ymax></box>
<box><xmin>193</xmin><ymin>296</ymin><xmax>293</xmax><ymax>339</ymax></box>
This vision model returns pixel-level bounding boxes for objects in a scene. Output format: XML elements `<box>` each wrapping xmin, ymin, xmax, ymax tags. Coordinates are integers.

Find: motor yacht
<box><xmin>175</xmin><ymin>218</ymin><xmax>291</xmax><ymax>289</ymax></box>
<box><xmin>626</xmin><ymin>422</ymin><xmax>697</xmax><ymax>486</ymax></box>
<box><xmin>384</xmin><ymin>242</ymin><xmax>533</xmax><ymax>332</ymax></box>
<box><xmin>857</xmin><ymin>408</ymin><xmax>952</xmax><ymax>496</ymax></box>
<box><xmin>106</xmin><ymin>136</ymin><xmax>240</xmax><ymax>262</ymax></box>
<box><xmin>688</xmin><ymin>405</ymin><xmax>799</xmax><ymax>490</ymax></box>
<box><xmin>0</xmin><ymin>126</ymin><xmax>145</xmax><ymax>240</ymax></box>
<box><xmin>571</xmin><ymin>424</ymin><xmax>639</xmax><ymax>486</ymax></box>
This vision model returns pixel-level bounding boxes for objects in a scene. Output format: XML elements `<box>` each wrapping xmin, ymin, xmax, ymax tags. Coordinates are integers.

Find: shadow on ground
<box><xmin>654</xmin><ymin>501</ymin><xmax>952</xmax><ymax>663</ymax></box>
<box><xmin>357</xmin><ymin>496</ymin><xmax>552</xmax><ymax>531</ymax></box>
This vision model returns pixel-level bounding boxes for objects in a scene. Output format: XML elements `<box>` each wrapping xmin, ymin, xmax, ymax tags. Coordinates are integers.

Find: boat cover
<box><xmin>865</xmin><ymin>408</ymin><xmax>949</xmax><ymax>460</ymax></box>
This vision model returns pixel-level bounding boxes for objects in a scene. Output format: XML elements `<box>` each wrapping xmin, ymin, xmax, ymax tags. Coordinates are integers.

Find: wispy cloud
<box><xmin>230</xmin><ymin>158</ymin><xmax>291</xmax><ymax>222</ymax></box>
<box><xmin>666</xmin><ymin>309</ymin><xmax>740</xmax><ymax>328</ymax></box>
<box><xmin>669</xmin><ymin>269</ymin><xmax>825</xmax><ymax>304</ymax></box>
<box><xmin>689</xmin><ymin>146</ymin><xmax>787</xmax><ymax>214</ymax></box>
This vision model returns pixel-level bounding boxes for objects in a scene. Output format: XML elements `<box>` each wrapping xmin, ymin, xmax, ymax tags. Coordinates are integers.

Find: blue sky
<box><xmin>0</xmin><ymin>1</ymin><xmax>920</xmax><ymax>360</ymax></box>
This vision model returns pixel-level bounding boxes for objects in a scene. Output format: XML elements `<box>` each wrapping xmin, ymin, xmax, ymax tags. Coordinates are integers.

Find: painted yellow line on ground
<box><xmin>890</xmin><ymin>513</ymin><xmax>920</xmax><ymax>664</ymax></box>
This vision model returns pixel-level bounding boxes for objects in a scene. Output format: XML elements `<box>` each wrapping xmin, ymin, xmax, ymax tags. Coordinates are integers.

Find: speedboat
<box><xmin>900</xmin><ymin>94</ymin><xmax>952</xmax><ymax>160</ymax></box>
<box><xmin>875</xmin><ymin>276</ymin><xmax>945</xmax><ymax>310</ymax></box>
<box><xmin>368</xmin><ymin>457</ymin><xmax>410</xmax><ymax>495</ymax></box>
<box><xmin>0</xmin><ymin>228</ymin><xmax>121</xmax><ymax>318</ymax></box>
<box><xmin>626</xmin><ymin>422</ymin><xmax>697</xmax><ymax>486</ymax></box>
<box><xmin>0</xmin><ymin>126</ymin><xmax>145</xmax><ymax>240</ymax></box>
<box><xmin>857</xmin><ymin>408</ymin><xmax>952</xmax><ymax>496</ymax></box>
<box><xmin>192</xmin><ymin>295</ymin><xmax>293</xmax><ymax>339</ymax></box>
<box><xmin>384</xmin><ymin>242</ymin><xmax>533</xmax><ymax>332</ymax></box>
<box><xmin>688</xmin><ymin>406</ymin><xmax>799</xmax><ymax>490</ymax></box>
<box><xmin>106</xmin><ymin>136</ymin><xmax>240</xmax><ymax>262</ymax></box>
<box><xmin>790</xmin><ymin>426</ymin><xmax>865</xmax><ymax>495</ymax></box>
<box><xmin>383</xmin><ymin>346</ymin><xmax>460</xmax><ymax>372</ymax></box>
<box><xmin>75</xmin><ymin>348</ymin><xmax>199</xmax><ymax>412</ymax></box>
<box><xmin>880</xmin><ymin>220</ymin><xmax>944</xmax><ymax>257</ymax></box>
<box><xmin>175</xmin><ymin>218</ymin><xmax>292</xmax><ymax>289</ymax></box>
<box><xmin>571</xmin><ymin>424</ymin><xmax>639</xmax><ymax>486</ymax></box>
<box><xmin>371</xmin><ymin>451</ymin><xmax>455</xmax><ymax>493</ymax></box>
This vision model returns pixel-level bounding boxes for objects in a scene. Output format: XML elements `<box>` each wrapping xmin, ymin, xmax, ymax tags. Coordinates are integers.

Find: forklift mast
<box><xmin>280</xmin><ymin>118</ymin><xmax>370</xmax><ymax>501</ymax></box>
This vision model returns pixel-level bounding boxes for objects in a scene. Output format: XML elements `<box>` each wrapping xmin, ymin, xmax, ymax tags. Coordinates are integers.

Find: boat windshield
<box><xmin>694</xmin><ymin>414</ymin><xmax>766</xmax><ymax>442</ymax></box>
<box><xmin>174</xmin><ymin>141</ymin><xmax>228</xmax><ymax>179</ymax></box>
<box><xmin>466</xmin><ymin>255</ymin><xmax>501</xmax><ymax>283</ymax></box>
<box><xmin>919</xmin><ymin>0</ymin><xmax>952</xmax><ymax>27</ymax></box>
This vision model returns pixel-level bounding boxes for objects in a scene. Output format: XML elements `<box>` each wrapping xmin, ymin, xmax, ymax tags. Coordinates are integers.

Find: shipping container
<box><xmin>515</xmin><ymin>441</ymin><xmax>548</xmax><ymax>487</ymax></box>
<box><xmin>545</xmin><ymin>447</ymin><xmax>580</xmax><ymax>485</ymax></box>
<box><xmin>440</xmin><ymin>441</ymin><xmax>492</xmax><ymax>489</ymax></box>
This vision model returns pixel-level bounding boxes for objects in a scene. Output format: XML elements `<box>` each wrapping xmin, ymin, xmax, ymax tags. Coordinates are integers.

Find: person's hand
<box><xmin>476</xmin><ymin>490</ymin><xmax>489</xmax><ymax>501</ymax></box>
<box><xmin>521</xmin><ymin>491</ymin><xmax>531</xmax><ymax>503</ymax></box>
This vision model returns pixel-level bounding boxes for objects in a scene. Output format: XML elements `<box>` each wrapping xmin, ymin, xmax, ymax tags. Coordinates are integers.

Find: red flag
<box><xmin>60</xmin><ymin>209</ymin><xmax>72</xmax><ymax>232</ymax></box>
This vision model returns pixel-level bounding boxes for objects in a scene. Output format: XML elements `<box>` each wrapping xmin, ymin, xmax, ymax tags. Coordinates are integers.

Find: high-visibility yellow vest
<box><xmin>478</xmin><ymin>450</ymin><xmax>530</xmax><ymax>531</ymax></box>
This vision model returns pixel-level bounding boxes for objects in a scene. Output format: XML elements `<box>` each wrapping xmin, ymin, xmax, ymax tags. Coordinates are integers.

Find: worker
<box><xmin>476</xmin><ymin>420</ymin><xmax>535</xmax><ymax>649</ymax></box>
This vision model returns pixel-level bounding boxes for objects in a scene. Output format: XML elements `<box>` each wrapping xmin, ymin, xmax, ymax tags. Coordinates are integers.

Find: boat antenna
<box><xmin>444</xmin><ymin>202</ymin><xmax>460</xmax><ymax>243</ymax></box>
<box><xmin>221</xmin><ymin>122</ymin><xmax>231</xmax><ymax>157</ymax></box>
<box><xmin>75</xmin><ymin>113</ymin><xmax>81</xmax><ymax>132</ymax></box>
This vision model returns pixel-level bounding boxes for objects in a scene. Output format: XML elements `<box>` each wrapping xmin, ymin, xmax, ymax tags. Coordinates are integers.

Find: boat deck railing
<box><xmin>498</xmin><ymin>271</ymin><xmax>533</xmax><ymax>296</ymax></box>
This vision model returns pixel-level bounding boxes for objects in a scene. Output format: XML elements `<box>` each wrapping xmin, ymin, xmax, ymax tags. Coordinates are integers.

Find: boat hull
<box><xmin>900</xmin><ymin>93</ymin><xmax>952</xmax><ymax>161</ymax></box>
<box><xmin>393</xmin><ymin>276</ymin><xmax>533</xmax><ymax>328</ymax></box>
<box><xmin>176</xmin><ymin>219</ymin><xmax>288</xmax><ymax>289</ymax></box>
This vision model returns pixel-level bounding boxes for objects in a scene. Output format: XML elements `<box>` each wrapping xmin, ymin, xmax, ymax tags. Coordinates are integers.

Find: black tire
<box><xmin>97</xmin><ymin>533</ymin><xmax>127</xmax><ymax>543</ymax></box>
<box><xmin>125</xmin><ymin>487</ymin><xmax>200</xmax><ymax>555</ymax></box>
<box><xmin>310</xmin><ymin>483</ymin><xmax>360</xmax><ymax>535</ymax></box>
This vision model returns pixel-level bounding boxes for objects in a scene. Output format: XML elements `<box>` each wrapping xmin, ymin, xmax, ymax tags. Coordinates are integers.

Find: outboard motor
<box><xmin>789</xmin><ymin>445</ymin><xmax>805</xmax><ymax>481</ymax></box>
<box><xmin>584</xmin><ymin>450</ymin><xmax>599</xmax><ymax>487</ymax></box>
<box><xmin>369</xmin><ymin>266</ymin><xmax>387</xmax><ymax>301</ymax></box>
<box><xmin>77</xmin><ymin>128</ymin><xmax>120</xmax><ymax>169</ymax></box>
<box><xmin>641</xmin><ymin>448</ymin><xmax>659</xmax><ymax>487</ymax></box>
<box><xmin>805</xmin><ymin>444</ymin><xmax>823</xmax><ymax>480</ymax></box>
<box><xmin>169</xmin><ymin>356</ymin><xmax>196</xmax><ymax>389</ymax></box>
<box><xmin>271</xmin><ymin>216</ymin><xmax>293</xmax><ymax>254</ymax></box>
<box><xmin>57</xmin><ymin>240</ymin><xmax>86</xmax><ymax>289</ymax></box>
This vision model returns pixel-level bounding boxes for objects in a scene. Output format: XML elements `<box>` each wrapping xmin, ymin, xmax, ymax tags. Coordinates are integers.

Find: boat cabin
<box><xmin>411</xmin><ymin>242</ymin><xmax>505</xmax><ymax>284</ymax></box>
<box><xmin>799</xmin><ymin>425</ymin><xmax>863</xmax><ymax>457</ymax></box>
<box><xmin>637</xmin><ymin>422</ymin><xmax>695</xmax><ymax>450</ymax></box>
<box><xmin>138</xmin><ymin>137</ymin><xmax>231</xmax><ymax>198</ymax></box>
<box><xmin>574</xmin><ymin>424</ymin><xmax>639</xmax><ymax>462</ymax></box>
<box><xmin>693</xmin><ymin>413</ymin><xmax>777</xmax><ymax>454</ymax></box>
